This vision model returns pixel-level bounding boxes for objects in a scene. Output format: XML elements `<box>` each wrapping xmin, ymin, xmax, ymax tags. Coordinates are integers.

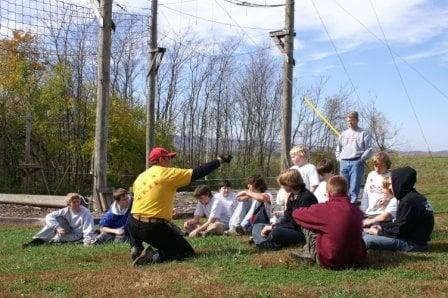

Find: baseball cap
<box><xmin>148</xmin><ymin>147</ymin><xmax>176</xmax><ymax>163</ymax></box>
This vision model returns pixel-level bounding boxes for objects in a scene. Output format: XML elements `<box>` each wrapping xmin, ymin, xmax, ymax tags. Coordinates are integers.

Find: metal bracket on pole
<box><xmin>270</xmin><ymin>29</ymin><xmax>296</xmax><ymax>65</ymax></box>
<box><xmin>89</xmin><ymin>0</ymin><xmax>116</xmax><ymax>31</ymax></box>
<box><xmin>147</xmin><ymin>47</ymin><xmax>166</xmax><ymax>77</ymax></box>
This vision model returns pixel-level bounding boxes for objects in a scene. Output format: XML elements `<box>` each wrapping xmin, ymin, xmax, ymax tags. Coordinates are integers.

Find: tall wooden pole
<box><xmin>23</xmin><ymin>115</ymin><xmax>32</xmax><ymax>193</ymax></box>
<box><xmin>280</xmin><ymin>0</ymin><xmax>295</xmax><ymax>171</ymax></box>
<box><xmin>146</xmin><ymin>0</ymin><xmax>158</xmax><ymax>168</ymax></box>
<box><xmin>93</xmin><ymin>0</ymin><xmax>112</xmax><ymax>209</ymax></box>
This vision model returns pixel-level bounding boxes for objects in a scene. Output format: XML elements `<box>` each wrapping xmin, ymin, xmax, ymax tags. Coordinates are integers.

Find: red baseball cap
<box><xmin>148</xmin><ymin>147</ymin><xmax>176</xmax><ymax>163</ymax></box>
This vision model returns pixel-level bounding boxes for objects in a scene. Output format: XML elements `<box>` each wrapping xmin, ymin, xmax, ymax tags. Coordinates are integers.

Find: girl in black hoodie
<box><xmin>363</xmin><ymin>166</ymin><xmax>434</xmax><ymax>251</ymax></box>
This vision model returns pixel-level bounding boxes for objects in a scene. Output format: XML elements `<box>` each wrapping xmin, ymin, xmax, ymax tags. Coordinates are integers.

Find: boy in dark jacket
<box><xmin>363</xmin><ymin>166</ymin><xmax>434</xmax><ymax>251</ymax></box>
<box><xmin>291</xmin><ymin>175</ymin><xmax>366</xmax><ymax>270</ymax></box>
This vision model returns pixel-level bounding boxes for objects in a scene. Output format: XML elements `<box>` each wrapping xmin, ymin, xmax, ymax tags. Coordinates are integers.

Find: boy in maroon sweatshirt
<box><xmin>292</xmin><ymin>175</ymin><xmax>367</xmax><ymax>270</ymax></box>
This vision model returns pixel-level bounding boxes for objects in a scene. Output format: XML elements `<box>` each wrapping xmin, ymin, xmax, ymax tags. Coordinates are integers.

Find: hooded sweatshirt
<box><xmin>99</xmin><ymin>200</ymin><xmax>131</xmax><ymax>231</ymax></box>
<box><xmin>292</xmin><ymin>193</ymin><xmax>366</xmax><ymax>270</ymax></box>
<box><xmin>379</xmin><ymin>166</ymin><xmax>434</xmax><ymax>245</ymax></box>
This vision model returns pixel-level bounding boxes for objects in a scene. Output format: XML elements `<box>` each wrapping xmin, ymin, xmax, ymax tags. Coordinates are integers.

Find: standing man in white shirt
<box><xmin>335</xmin><ymin>111</ymin><xmax>372</xmax><ymax>203</ymax></box>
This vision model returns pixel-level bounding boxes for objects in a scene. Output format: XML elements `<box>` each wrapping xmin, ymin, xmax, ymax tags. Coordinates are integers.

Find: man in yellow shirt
<box><xmin>130</xmin><ymin>147</ymin><xmax>232</xmax><ymax>266</ymax></box>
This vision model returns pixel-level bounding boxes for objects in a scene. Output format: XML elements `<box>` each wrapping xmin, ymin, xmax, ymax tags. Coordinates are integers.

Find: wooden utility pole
<box><xmin>271</xmin><ymin>0</ymin><xmax>295</xmax><ymax>171</ymax></box>
<box><xmin>92</xmin><ymin>0</ymin><xmax>113</xmax><ymax>211</ymax></box>
<box><xmin>146</xmin><ymin>0</ymin><xmax>166</xmax><ymax>168</ymax></box>
<box><xmin>147</xmin><ymin>0</ymin><xmax>158</xmax><ymax>168</ymax></box>
<box><xmin>22</xmin><ymin>115</ymin><xmax>33</xmax><ymax>193</ymax></box>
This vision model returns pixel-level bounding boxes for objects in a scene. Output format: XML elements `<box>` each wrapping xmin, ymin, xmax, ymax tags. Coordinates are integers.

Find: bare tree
<box><xmin>362</xmin><ymin>99</ymin><xmax>401</xmax><ymax>151</ymax></box>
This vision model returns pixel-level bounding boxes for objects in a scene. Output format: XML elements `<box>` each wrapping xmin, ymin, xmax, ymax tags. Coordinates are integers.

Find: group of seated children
<box><xmin>22</xmin><ymin>189</ymin><xmax>131</xmax><ymax>247</ymax></box>
<box><xmin>22</xmin><ymin>147</ymin><xmax>435</xmax><ymax>271</ymax></box>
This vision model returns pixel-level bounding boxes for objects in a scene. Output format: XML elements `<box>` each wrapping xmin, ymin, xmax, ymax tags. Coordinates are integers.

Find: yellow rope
<box><xmin>302</xmin><ymin>96</ymin><xmax>341</xmax><ymax>137</ymax></box>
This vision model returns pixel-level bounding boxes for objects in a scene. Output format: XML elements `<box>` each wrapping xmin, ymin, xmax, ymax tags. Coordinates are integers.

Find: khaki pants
<box><xmin>184</xmin><ymin>221</ymin><xmax>226</xmax><ymax>236</ymax></box>
<box><xmin>302</xmin><ymin>228</ymin><xmax>320</xmax><ymax>266</ymax></box>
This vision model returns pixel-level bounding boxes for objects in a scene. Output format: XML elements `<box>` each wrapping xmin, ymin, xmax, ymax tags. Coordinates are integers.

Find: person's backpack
<box><xmin>79</xmin><ymin>195</ymin><xmax>89</xmax><ymax>208</ymax></box>
<box><xmin>249</xmin><ymin>202</ymin><xmax>270</xmax><ymax>225</ymax></box>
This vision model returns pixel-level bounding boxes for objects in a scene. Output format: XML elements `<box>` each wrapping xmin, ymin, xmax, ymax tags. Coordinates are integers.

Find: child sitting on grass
<box><xmin>362</xmin><ymin>176</ymin><xmax>398</xmax><ymax>227</ymax></box>
<box><xmin>291</xmin><ymin>176</ymin><xmax>367</xmax><ymax>270</ymax></box>
<box><xmin>360</xmin><ymin>152</ymin><xmax>398</xmax><ymax>226</ymax></box>
<box><xmin>313</xmin><ymin>158</ymin><xmax>335</xmax><ymax>203</ymax></box>
<box><xmin>95</xmin><ymin>188</ymin><xmax>131</xmax><ymax>244</ymax></box>
<box><xmin>183</xmin><ymin>185</ymin><xmax>227</xmax><ymax>237</ymax></box>
<box><xmin>252</xmin><ymin>169</ymin><xmax>318</xmax><ymax>250</ymax></box>
<box><xmin>233</xmin><ymin>175</ymin><xmax>273</xmax><ymax>235</ymax></box>
<box><xmin>22</xmin><ymin>193</ymin><xmax>95</xmax><ymax>248</ymax></box>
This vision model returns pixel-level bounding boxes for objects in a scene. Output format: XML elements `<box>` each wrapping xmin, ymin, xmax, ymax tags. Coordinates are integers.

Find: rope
<box><xmin>302</xmin><ymin>96</ymin><xmax>341</xmax><ymax>137</ymax></box>
<box><xmin>368</xmin><ymin>0</ymin><xmax>435</xmax><ymax>164</ymax></box>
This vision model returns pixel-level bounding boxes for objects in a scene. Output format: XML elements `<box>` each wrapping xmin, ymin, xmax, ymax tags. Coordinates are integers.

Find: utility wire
<box><xmin>159</xmin><ymin>3</ymin><xmax>276</xmax><ymax>30</ymax></box>
<box><xmin>158</xmin><ymin>8</ymin><xmax>274</xmax><ymax>58</ymax></box>
<box><xmin>222</xmin><ymin>0</ymin><xmax>286</xmax><ymax>8</ymax></box>
<box><xmin>368</xmin><ymin>0</ymin><xmax>434</xmax><ymax>161</ymax></box>
<box><xmin>333</xmin><ymin>0</ymin><xmax>448</xmax><ymax>104</ymax></box>
<box><xmin>213</xmin><ymin>0</ymin><xmax>260</xmax><ymax>47</ymax></box>
<box><xmin>309</xmin><ymin>0</ymin><xmax>364</xmax><ymax>110</ymax></box>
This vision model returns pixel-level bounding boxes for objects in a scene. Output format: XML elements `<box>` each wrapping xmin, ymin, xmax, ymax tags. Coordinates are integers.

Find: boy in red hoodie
<box><xmin>291</xmin><ymin>175</ymin><xmax>367</xmax><ymax>270</ymax></box>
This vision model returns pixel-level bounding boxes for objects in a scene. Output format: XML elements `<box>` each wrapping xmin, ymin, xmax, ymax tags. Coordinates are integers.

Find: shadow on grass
<box><xmin>427</xmin><ymin>241</ymin><xmax>448</xmax><ymax>252</ymax></box>
<box><xmin>195</xmin><ymin>247</ymin><xmax>255</xmax><ymax>258</ymax></box>
<box><xmin>367</xmin><ymin>250</ymin><xmax>433</xmax><ymax>269</ymax></box>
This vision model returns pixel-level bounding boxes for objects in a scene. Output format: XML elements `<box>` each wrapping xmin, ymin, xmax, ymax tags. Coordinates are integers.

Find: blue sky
<box><xmin>76</xmin><ymin>0</ymin><xmax>448</xmax><ymax>151</ymax></box>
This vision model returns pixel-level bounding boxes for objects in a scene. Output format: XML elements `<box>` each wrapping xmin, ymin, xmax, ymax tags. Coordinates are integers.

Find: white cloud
<box><xmin>402</xmin><ymin>42</ymin><xmax>448</xmax><ymax>62</ymax></box>
<box><xmin>69</xmin><ymin>0</ymin><xmax>448</xmax><ymax>57</ymax></box>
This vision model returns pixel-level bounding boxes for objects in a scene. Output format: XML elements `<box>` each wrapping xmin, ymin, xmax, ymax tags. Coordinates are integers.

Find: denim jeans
<box><xmin>252</xmin><ymin>223</ymin><xmax>304</xmax><ymax>246</ymax></box>
<box><xmin>95</xmin><ymin>232</ymin><xmax>129</xmax><ymax>244</ymax></box>
<box><xmin>340</xmin><ymin>158</ymin><xmax>365</xmax><ymax>203</ymax></box>
<box><xmin>363</xmin><ymin>234</ymin><xmax>427</xmax><ymax>252</ymax></box>
<box><xmin>228</xmin><ymin>200</ymin><xmax>252</xmax><ymax>231</ymax></box>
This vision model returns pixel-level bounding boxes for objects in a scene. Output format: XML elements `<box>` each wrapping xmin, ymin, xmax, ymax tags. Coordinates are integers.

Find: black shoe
<box><xmin>22</xmin><ymin>238</ymin><xmax>45</xmax><ymax>248</ymax></box>
<box><xmin>235</xmin><ymin>225</ymin><xmax>246</xmax><ymax>235</ymax></box>
<box><xmin>257</xmin><ymin>241</ymin><xmax>281</xmax><ymax>251</ymax></box>
<box><xmin>131</xmin><ymin>246</ymin><xmax>143</xmax><ymax>261</ymax></box>
<box><xmin>132</xmin><ymin>246</ymin><xmax>155</xmax><ymax>266</ymax></box>
<box><xmin>290</xmin><ymin>250</ymin><xmax>313</xmax><ymax>263</ymax></box>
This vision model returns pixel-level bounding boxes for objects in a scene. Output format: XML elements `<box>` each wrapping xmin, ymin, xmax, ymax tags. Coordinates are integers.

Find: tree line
<box><xmin>0</xmin><ymin>27</ymin><xmax>398</xmax><ymax>195</ymax></box>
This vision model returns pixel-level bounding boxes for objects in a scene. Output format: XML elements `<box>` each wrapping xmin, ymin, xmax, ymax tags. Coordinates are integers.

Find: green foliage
<box><xmin>107</xmin><ymin>97</ymin><xmax>146</xmax><ymax>187</ymax></box>
<box><xmin>0</xmin><ymin>31</ymin><xmax>45</xmax><ymax>192</ymax></box>
<box><xmin>155</xmin><ymin>119</ymin><xmax>176</xmax><ymax>150</ymax></box>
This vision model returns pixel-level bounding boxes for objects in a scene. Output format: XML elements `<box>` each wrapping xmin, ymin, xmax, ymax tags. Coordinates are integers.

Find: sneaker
<box><xmin>256</xmin><ymin>241</ymin><xmax>281</xmax><ymax>251</ymax></box>
<box><xmin>290</xmin><ymin>250</ymin><xmax>313</xmax><ymax>263</ymax></box>
<box><xmin>131</xmin><ymin>246</ymin><xmax>143</xmax><ymax>261</ymax></box>
<box><xmin>22</xmin><ymin>238</ymin><xmax>45</xmax><ymax>248</ymax></box>
<box><xmin>235</xmin><ymin>225</ymin><xmax>246</xmax><ymax>235</ymax></box>
<box><xmin>133</xmin><ymin>246</ymin><xmax>155</xmax><ymax>266</ymax></box>
<box><xmin>224</xmin><ymin>230</ymin><xmax>237</xmax><ymax>236</ymax></box>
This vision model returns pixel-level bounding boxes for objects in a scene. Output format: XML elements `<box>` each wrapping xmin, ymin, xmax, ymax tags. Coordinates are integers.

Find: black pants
<box><xmin>129</xmin><ymin>216</ymin><xmax>195</xmax><ymax>262</ymax></box>
<box><xmin>252</xmin><ymin>223</ymin><xmax>305</xmax><ymax>246</ymax></box>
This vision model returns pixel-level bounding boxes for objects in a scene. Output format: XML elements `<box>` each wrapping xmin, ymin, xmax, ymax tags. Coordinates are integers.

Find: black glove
<box><xmin>218</xmin><ymin>155</ymin><xmax>233</xmax><ymax>163</ymax></box>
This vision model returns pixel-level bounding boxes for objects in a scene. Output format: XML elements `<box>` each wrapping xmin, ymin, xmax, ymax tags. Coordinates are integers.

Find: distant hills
<box><xmin>395</xmin><ymin>151</ymin><xmax>448</xmax><ymax>157</ymax></box>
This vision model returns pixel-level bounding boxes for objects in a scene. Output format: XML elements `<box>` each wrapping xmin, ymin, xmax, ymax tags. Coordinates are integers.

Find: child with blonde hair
<box><xmin>360</xmin><ymin>152</ymin><xmax>398</xmax><ymax>227</ymax></box>
<box><xmin>22</xmin><ymin>193</ymin><xmax>95</xmax><ymax>247</ymax></box>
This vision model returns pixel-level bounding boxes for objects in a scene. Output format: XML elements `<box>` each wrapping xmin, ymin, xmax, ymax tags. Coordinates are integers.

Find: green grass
<box><xmin>1</xmin><ymin>155</ymin><xmax>448</xmax><ymax>297</ymax></box>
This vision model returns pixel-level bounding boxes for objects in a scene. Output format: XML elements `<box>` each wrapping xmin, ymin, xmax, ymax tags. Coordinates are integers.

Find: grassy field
<box><xmin>1</xmin><ymin>156</ymin><xmax>447</xmax><ymax>297</ymax></box>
